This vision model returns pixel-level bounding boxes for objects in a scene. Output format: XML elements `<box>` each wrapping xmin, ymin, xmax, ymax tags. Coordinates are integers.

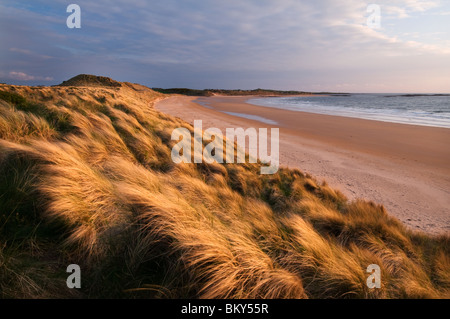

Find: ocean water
<box><xmin>247</xmin><ymin>94</ymin><xmax>450</xmax><ymax>128</ymax></box>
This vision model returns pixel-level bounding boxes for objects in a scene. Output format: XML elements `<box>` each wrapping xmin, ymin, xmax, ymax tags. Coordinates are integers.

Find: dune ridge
<box><xmin>0</xmin><ymin>75</ymin><xmax>448</xmax><ymax>298</ymax></box>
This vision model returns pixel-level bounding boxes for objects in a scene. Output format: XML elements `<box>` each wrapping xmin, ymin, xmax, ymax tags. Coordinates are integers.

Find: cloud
<box><xmin>9</xmin><ymin>47</ymin><xmax>53</xmax><ymax>59</ymax></box>
<box><xmin>9</xmin><ymin>48</ymin><xmax>33</xmax><ymax>55</ymax></box>
<box><xmin>435</xmin><ymin>11</ymin><xmax>450</xmax><ymax>15</ymax></box>
<box><xmin>0</xmin><ymin>0</ymin><xmax>449</xmax><ymax>92</ymax></box>
<box><xmin>384</xmin><ymin>6</ymin><xmax>410</xmax><ymax>19</ymax></box>
<box><xmin>8</xmin><ymin>71</ymin><xmax>53</xmax><ymax>81</ymax></box>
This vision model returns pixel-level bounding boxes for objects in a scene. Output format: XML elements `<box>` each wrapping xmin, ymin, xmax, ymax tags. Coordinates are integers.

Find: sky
<box><xmin>0</xmin><ymin>0</ymin><xmax>449</xmax><ymax>93</ymax></box>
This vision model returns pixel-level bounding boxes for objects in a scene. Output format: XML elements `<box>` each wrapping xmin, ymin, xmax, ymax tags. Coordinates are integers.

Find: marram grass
<box><xmin>0</xmin><ymin>80</ymin><xmax>448</xmax><ymax>299</ymax></box>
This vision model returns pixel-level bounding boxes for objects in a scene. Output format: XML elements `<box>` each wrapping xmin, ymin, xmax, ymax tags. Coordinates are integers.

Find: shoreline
<box><xmin>155</xmin><ymin>95</ymin><xmax>450</xmax><ymax>235</ymax></box>
<box><xmin>244</xmin><ymin>95</ymin><xmax>450</xmax><ymax>129</ymax></box>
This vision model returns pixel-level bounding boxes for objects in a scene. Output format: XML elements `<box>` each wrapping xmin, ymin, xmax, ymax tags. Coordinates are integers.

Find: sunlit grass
<box><xmin>0</xmin><ymin>80</ymin><xmax>448</xmax><ymax>299</ymax></box>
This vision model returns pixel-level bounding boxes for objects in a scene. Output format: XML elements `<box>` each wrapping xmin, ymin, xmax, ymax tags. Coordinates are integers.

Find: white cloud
<box><xmin>9</xmin><ymin>47</ymin><xmax>53</xmax><ymax>59</ymax></box>
<box><xmin>9</xmin><ymin>71</ymin><xmax>36</xmax><ymax>81</ymax></box>
<box><xmin>1</xmin><ymin>0</ymin><xmax>449</xmax><ymax>91</ymax></box>
<box><xmin>8</xmin><ymin>71</ymin><xmax>53</xmax><ymax>81</ymax></box>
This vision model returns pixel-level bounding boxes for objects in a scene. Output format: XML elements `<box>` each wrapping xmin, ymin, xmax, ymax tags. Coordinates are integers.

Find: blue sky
<box><xmin>1</xmin><ymin>0</ymin><xmax>449</xmax><ymax>92</ymax></box>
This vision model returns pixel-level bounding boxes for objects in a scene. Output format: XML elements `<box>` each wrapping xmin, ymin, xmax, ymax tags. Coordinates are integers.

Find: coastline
<box><xmin>155</xmin><ymin>95</ymin><xmax>450</xmax><ymax>235</ymax></box>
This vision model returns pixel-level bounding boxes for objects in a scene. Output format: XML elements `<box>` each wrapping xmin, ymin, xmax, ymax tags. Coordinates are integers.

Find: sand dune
<box><xmin>156</xmin><ymin>96</ymin><xmax>450</xmax><ymax>234</ymax></box>
<box><xmin>1</xmin><ymin>78</ymin><xmax>449</xmax><ymax>298</ymax></box>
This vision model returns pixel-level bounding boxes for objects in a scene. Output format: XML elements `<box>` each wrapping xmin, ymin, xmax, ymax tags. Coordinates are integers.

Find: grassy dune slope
<box><xmin>0</xmin><ymin>77</ymin><xmax>449</xmax><ymax>299</ymax></box>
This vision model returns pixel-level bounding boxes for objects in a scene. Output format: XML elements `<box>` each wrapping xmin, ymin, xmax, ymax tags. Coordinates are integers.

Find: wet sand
<box><xmin>156</xmin><ymin>96</ymin><xmax>450</xmax><ymax>235</ymax></box>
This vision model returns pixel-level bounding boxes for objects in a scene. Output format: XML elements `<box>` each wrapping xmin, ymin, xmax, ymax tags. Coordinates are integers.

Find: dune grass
<box><xmin>0</xmin><ymin>80</ymin><xmax>448</xmax><ymax>299</ymax></box>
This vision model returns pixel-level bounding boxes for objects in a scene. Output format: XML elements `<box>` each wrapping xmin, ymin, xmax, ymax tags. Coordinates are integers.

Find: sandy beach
<box><xmin>156</xmin><ymin>95</ymin><xmax>450</xmax><ymax>235</ymax></box>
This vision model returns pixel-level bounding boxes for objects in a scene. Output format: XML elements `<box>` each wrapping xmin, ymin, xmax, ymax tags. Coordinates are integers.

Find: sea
<box><xmin>246</xmin><ymin>94</ymin><xmax>450</xmax><ymax>129</ymax></box>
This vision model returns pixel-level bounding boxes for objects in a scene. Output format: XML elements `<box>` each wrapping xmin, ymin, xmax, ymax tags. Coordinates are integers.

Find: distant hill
<box><xmin>57</xmin><ymin>74</ymin><xmax>122</xmax><ymax>87</ymax></box>
<box><xmin>58</xmin><ymin>75</ymin><xmax>339</xmax><ymax>96</ymax></box>
<box><xmin>152</xmin><ymin>88</ymin><xmax>315</xmax><ymax>96</ymax></box>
